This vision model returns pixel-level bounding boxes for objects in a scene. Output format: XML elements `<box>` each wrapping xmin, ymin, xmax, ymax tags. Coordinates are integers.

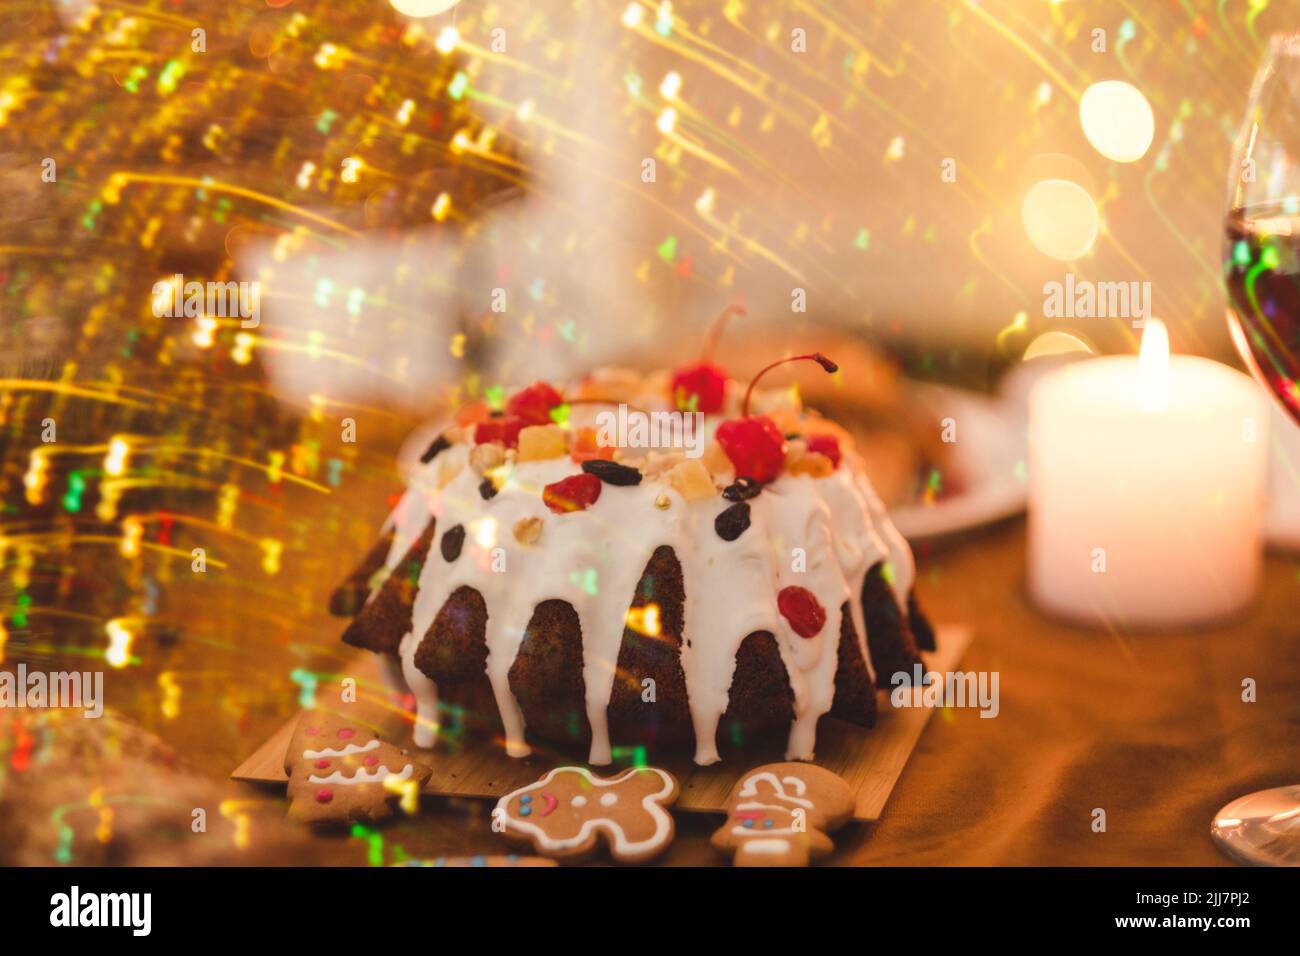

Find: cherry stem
<box><xmin>701</xmin><ymin>304</ymin><xmax>747</xmax><ymax>364</ymax></box>
<box><xmin>741</xmin><ymin>352</ymin><xmax>839</xmax><ymax>418</ymax></box>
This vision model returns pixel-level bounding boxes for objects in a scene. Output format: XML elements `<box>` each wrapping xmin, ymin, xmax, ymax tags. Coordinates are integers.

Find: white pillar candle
<box><xmin>1028</xmin><ymin>321</ymin><xmax>1268</xmax><ymax>627</ymax></box>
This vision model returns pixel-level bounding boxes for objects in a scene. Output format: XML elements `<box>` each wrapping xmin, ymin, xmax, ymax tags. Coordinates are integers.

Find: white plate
<box><xmin>888</xmin><ymin>385</ymin><xmax>1028</xmax><ymax>541</ymax></box>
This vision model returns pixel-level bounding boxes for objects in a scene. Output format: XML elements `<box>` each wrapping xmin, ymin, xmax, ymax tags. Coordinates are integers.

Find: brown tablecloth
<box><xmin>838</xmin><ymin>521</ymin><xmax>1300</xmax><ymax>865</ymax></box>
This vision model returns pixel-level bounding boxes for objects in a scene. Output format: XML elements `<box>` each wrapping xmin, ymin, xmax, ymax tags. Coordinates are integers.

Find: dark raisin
<box><xmin>479</xmin><ymin>478</ymin><xmax>498</xmax><ymax>500</ymax></box>
<box><xmin>440</xmin><ymin>524</ymin><xmax>466</xmax><ymax>562</ymax></box>
<box><xmin>715</xmin><ymin>502</ymin><xmax>751</xmax><ymax>541</ymax></box>
<box><xmin>488</xmin><ymin>409</ymin><xmax>505</xmax><ymax>418</ymax></box>
<box><xmin>722</xmin><ymin>477</ymin><xmax>762</xmax><ymax>502</ymax></box>
<box><xmin>784</xmin><ymin>433</ymin><xmax>801</xmax><ymax>441</ymax></box>
<box><xmin>581</xmin><ymin>459</ymin><xmax>643</xmax><ymax>486</ymax></box>
<box><xmin>419</xmin><ymin>434</ymin><xmax>450</xmax><ymax>464</ymax></box>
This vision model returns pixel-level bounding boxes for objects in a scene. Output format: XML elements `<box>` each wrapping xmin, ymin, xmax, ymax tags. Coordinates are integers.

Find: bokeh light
<box><xmin>1079</xmin><ymin>80</ymin><xmax>1156</xmax><ymax>163</ymax></box>
<box><xmin>1021</xmin><ymin>179</ymin><xmax>1099</xmax><ymax>261</ymax></box>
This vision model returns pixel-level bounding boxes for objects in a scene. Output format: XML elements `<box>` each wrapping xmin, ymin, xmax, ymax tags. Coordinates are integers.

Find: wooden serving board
<box><xmin>234</xmin><ymin>626</ymin><xmax>970</xmax><ymax>821</ymax></box>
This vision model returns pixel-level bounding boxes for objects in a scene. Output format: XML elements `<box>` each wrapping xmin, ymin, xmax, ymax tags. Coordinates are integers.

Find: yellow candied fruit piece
<box><xmin>514</xmin><ymin>516</ymin><xmax>543</xmax><ymax>545</ymax></box>
<box><xmin>665</xmin><ymin>459</ymin><xmax>716</xmax><ymax>501</ymax></box>
<box><xmin>701</xmin><ymin>441</ymin><xmax>733</xmax><ymax>480</ymax></box>
<box><xmin>640</xmin><ymin>451</ymin><xmax>685</xmax><ymax>479</ymax></box>
<box><xmin>517</xmin><ymin>424</ymin><xmax>567</xmax><ymax>462</ymax></box>
<box><xmin>788</xmin><ymin>451</ymin><xmax>834</xmax><ymax>478</ymax></box>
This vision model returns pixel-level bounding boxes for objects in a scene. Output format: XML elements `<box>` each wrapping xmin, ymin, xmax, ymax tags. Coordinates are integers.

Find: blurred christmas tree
<box><xmin>0</xmin><ymin>0</ymin><xmax>513</xmax><ymax>729</ymax></box>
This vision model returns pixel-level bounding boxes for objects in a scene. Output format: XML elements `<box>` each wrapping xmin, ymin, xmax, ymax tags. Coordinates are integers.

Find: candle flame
<box><xmin>1136</xmin><ymin>318</ymin><xmax>1170</xmax><ymax>412</ymax></box>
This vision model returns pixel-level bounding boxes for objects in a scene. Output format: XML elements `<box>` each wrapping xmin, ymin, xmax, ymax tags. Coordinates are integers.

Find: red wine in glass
<box><xmin>1224</xmin><ymin>204</ymin><xmax>1300</xmax><ymax>423</ymax></box>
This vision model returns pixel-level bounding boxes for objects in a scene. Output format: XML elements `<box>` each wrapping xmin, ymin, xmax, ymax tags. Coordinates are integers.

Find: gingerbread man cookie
<box><xmin>284</xmin><ymin>711</ymin><xmax>431</xmax><ymax>827</ymax></box>
<box><xmin>493</xmin><ymin>766</ymin><xmax>678</xmax><ymax>863</ymax></box>
<box><xmin>711</xmin><ymin>762</ymin><xmax>854</xmax><ymax>866</ymax></box>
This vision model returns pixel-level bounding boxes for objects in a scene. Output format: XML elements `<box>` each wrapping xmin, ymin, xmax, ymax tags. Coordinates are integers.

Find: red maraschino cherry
<box><xmin>506</xmin><ymin>381</ymin><xmax>565</xmax><ymax>425</ymax></box>
<box><xmin>715</xmin><ymin>352</ymin><xmax>838</xmax><ymax>483</ymax></box>
<box><xmin>715</xmin><ymin>416</ymin><xmax>785</xmax><ymax>483</ymax></box>
<box><xmin>669</xmin><ymin>304</ymin><xmax>746</xmax><ymax>414</ymax></box>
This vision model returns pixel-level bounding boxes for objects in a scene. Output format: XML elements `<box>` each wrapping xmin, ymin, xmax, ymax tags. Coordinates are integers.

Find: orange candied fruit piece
<box><xmin>455</xmin><ymin>400</ymin><xmax>492</xmax><ymax>427</ymax></box>
<box><xmin>569</xmin><ymin>426</ymin><xmax>616</xmax><ymax>463</ymax></box>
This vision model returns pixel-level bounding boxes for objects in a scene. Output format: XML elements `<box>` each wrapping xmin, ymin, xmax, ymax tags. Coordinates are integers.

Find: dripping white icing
<box><xmin>737</xmin><ymin>771</ymin><xmax>815</xmax><ymax>808</ymax></box>
<box><xmin>398</xmin><ymin>632</ymin><xmax>438</xmax><ymax>749</ymax></box>
<box><xmin>384</xmin><ymin>410</ymin><xmax>916</xmax><ymax>767</ymax></box>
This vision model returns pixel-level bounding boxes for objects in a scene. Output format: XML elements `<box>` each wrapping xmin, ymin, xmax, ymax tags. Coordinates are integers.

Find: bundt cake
<box><xmin>330</xmin><ymin>349</ymin><xmax>934</xmax><ymax>767</ymax></box>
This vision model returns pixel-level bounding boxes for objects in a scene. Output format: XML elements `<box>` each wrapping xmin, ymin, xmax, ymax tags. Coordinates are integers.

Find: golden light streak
<box><xmin>0</xmin><ymin>380</ymin><xmax>150</xmax><ymax>409</ymax></box>
<box><xmin>101</xmin><ymin>173</ymin><xmax>361</xmax><ymax>236</ymax></box>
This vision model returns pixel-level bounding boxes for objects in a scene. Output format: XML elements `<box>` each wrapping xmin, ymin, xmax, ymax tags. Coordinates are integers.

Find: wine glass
<box><xmin>1215</xmin><ymin>33</ymin><xmax>1300</xmax><ymax>867</ymax></box>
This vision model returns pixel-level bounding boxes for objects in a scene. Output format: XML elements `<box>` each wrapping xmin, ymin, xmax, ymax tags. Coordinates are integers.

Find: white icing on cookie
<box><xmin>737</xmin><ymin>771</ymin><xmax>815</xmax><ymax>809</ymax></box>
<box><xmin>303</xmin><ymin>739</ymin><xmax>380</xmax><ymax>760</ymax></box>
<box><xmin>384</xmin><ymin>388</ymin><xmax>916</xmax><ymax>766</ymax></box>
<box><xmin>599</xmin><ymin>792</ymin><xmax>618</xmax><ymax>807</ymax></box>
<box><xmin>735</xmin><ymin>837</ymin><xmax>793</xmax><ymax>855</ymax></box>
<box><xmin>308</xmin><ymin>764</ymin><xmax>415</xmax><ymax>786</ymax></box>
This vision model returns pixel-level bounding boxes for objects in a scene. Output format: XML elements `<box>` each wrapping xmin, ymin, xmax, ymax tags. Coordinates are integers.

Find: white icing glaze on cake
<box><xmin>366</xmin><ymin>389</ymin><xmax>917</xmax><ymax>767</ymax></box>
<box><xmin>366</xmin><ymin>439</ymin><xmax>909</xmax><ymax>764</ymax></box>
